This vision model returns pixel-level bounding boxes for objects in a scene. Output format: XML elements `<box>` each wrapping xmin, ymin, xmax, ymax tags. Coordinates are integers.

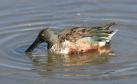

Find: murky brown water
<box><xmin>1</xmin><ymin>0</ymin><xmax>137</xmax><ymax>84</ymax></box>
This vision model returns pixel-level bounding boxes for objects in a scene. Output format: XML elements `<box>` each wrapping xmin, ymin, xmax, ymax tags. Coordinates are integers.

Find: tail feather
<box><xmin>108</xmin><ymin>29</ymin><xmax>118</xmax><ymax>38</ymax></box>
<box><xmin>106</xmin><ymin>29</ymin><xmax>118</xmax><ymax>42</ymax></box>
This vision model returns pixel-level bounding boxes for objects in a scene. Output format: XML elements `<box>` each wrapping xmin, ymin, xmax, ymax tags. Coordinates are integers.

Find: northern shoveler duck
<box><xmin>25</xmin><ymin>22</ymin><xmax>118</xmax><ymax>55</ymax></box>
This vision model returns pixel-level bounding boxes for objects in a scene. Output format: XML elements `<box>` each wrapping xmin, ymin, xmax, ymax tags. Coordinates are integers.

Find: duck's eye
<box><xmin>41</xmin><ymin>33</ymin><xmax>45</xmax><ymax>37</ymax></box>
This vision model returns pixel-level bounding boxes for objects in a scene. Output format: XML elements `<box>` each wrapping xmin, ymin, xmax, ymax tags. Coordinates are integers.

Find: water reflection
<box><xmin>31</xmin><ymin>44</ymin><xmax>111</xmax><ymax>74</ymax></box>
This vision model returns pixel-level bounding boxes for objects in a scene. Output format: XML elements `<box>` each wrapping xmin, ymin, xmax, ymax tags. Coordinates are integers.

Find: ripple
<box><xmin>0</xmin><ymin>63</ymin><xmax>32</xmax><ymax>70</ymax></box>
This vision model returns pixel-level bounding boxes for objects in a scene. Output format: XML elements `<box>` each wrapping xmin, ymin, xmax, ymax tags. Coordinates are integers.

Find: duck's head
<box><xmin>25</xmin><ymin>28</ymin><xmax>57</xmax><ymax>54</ymax></box>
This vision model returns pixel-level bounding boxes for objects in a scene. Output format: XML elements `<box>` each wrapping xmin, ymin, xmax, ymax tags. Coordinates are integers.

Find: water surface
<box><xmin>0</xmin><ymin>0</ymin><xmax>137</xmax><ymax>84</ymax></box>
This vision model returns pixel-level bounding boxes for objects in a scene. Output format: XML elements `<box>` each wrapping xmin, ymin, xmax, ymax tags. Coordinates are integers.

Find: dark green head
<box><xmin>25</xmin><ymin>28</ymin><xmax>58</xmax><ymax>54</ymax></box>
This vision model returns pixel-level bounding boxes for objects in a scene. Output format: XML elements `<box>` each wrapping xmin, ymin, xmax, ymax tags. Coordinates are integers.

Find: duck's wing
<box><xmin>89</xmin><ymin>29</ymin><xmax>118</xmax><ymax>42</ymax></box>
<box><xmin>58</xmin><ymin>22</ymin><xmax>116</xmax><ymax>42</ymax></box>
<box><xmin>89</xmin><ymin>22</ymin><xmax>116</xmax><ymax>30</ymax></box>
<box><xmin>81</xmin><ymin>22</ymin><xmax>117</xmax><ymax>42</ymax></box>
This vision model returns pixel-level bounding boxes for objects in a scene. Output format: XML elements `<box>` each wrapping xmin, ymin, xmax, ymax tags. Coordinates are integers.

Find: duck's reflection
<box><xmin>30</xmin><ymin>45</ymin><xmax>112</xmax><ymax>78</ymax></box>
<box><xmin>63</xmin><ymin>47</ymin><xmax>111</xmax><ymax>66</ymax></box>
<box><xmin>31</xmin><ymin>45</ymin><xmax>111</xmax><ymax>72</ymax></box>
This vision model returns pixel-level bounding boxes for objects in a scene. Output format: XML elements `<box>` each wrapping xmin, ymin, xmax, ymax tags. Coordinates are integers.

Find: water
<box><xmin>0</xmin><ymin>0</ymin><xmax>137</xmax><ymax>84</ymax></box>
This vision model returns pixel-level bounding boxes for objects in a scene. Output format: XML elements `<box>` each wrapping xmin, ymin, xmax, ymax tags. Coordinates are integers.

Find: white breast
<box><xmin>60</xmin><ymin>40</ymin><xmax>70</xmax><ymax>54</ymax></box>
<box><xmin>50</xmin><ymin>40</ymin><xmax>70</xmax><ymax>54</ymax></box>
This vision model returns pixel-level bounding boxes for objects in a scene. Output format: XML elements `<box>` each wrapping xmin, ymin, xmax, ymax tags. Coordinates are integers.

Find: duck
<box><xmin>25</xmin><ymin>22</ymin><xmax>118</xmax><ymax>55</ymax></box>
